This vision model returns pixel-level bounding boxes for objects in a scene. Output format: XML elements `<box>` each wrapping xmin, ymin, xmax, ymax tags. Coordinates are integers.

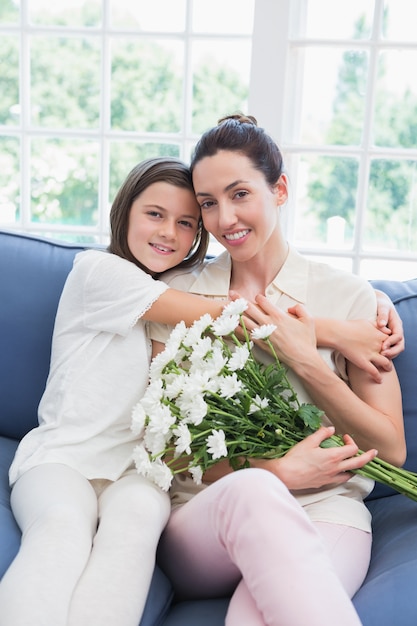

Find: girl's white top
<box><xmin>9</xmin><ymin>249</ymin><xmax>169</xmax><ymax>485</ymax></box>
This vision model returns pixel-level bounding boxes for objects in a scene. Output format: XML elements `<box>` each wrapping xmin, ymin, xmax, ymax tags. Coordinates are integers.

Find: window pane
<box><xmin>191</xmin><ymin>39</ymin><xmax>250</xmax><ymax>135</ymax></box>
<box><xmin>365</xmin><ymin>159</ymin><xmax>417</xmax><ymax>252</ymax></box>
<box><xmin>29</xmin><ymin>0</ymin><xmax>101</xmax><ymax>27</ymax></box>
<box><xmin>0</xmin><ymin>136</ymin><xmax>19</xmax><ymax>224</ymax></box>
<box><xmin>292</xmin><ymin>154</ymin><xmax>358</xmax><ymax>248</ymax></box>
<box><xmin>292</xmin><ymin>0</ymin><xmax>373</xmax><ymax>39</ymax></box>
<box><xmin>110</xmin><ymin>0</ymin><xmax>186</xmax><ymax>32</ymax></box>
<box><xmin>374</xmin><ymin>50</ymin><xmax>417</xmax><ymax>148</ymax></box>
<box><xmin>383</xmin><ymin>0</ymin><xmax>417</xmax><ymax>41</ymax></box>
<box><xmin>0</xmin><ymin>0</ymin><xmax>20</xmax><ymax>24</ymax></box>
<box><xmin>111</xmin><ymin>38</ymin><xmax>183</xmax><ymax>132</ymax></box>
<box><xmin>31</xmin><ymin>36</ymin><xmax>101</xmax><ymax>129</ymax></box>
<box><xmin>31</xmin><ymin>138</ymin><xmax>99</xmax><ymax>226</ymax></box>
<box><xmin>109</xmin><ymin>142</ymin><xmax>180</xmax><ymax>208</ymax></box>
<box><xmin>0</xmin><ymin>35</ymin><xmax>19</xmax><ymax>126</ymax></box>
<box><xmin>286</xmin><ymin>47</ymin><xmax>368</xmax><ymax>145</ymax></box>
<box><xmin>192</xmin><ymin>0</ymin><xmax>254</xmax><ymax>34</ymax></box>
<box><xmin>360</xmin><ymin>258</ymin><xmax>417</xmax><ymax>281</ymax></box>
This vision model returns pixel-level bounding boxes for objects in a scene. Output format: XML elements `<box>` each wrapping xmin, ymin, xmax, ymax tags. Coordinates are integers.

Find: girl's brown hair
<box><xmin>108</xmin><ymin>156</ymin><xmax>209</xmax><ymax>275</ymax></box>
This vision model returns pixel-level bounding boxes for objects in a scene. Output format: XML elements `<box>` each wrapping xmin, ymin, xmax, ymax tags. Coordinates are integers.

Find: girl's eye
<box><xmin>178</xmin><ymin>220</ymin><xmax>194</xmax><ymax>228</ymax></box>
<box><xmin>147</xmin><ymin>211</ymin><xmax>162</xmax><ymax>218</ymax></box>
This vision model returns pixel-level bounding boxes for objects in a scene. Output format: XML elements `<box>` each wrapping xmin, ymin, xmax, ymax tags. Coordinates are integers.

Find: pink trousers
<box><xmin>158</xmin><ymin>468</ymin><xmax>371</xmax><ymax>626</ymax></box>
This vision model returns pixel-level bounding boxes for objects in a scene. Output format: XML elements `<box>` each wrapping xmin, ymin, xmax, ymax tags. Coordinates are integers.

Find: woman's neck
<box><xmin>229</xmin><ymin>238</ymin><xmax>289</xmax><ymax>301</ymax></box>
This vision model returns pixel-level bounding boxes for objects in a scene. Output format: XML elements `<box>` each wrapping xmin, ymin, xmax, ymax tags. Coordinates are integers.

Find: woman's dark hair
<box><xmin>190</xmin><ymin>113</ymin><xmax>284</xmax><ymax>188</ymax></box>
<box><xmin>108</xmin><ymin>156</ymin><xmax>209</xmax><ymax>275</ymax></box>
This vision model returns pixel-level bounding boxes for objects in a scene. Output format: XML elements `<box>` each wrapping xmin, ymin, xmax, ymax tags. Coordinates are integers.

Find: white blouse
<box><xmin>9</xmin><ymin>249</ymin><xmax>169</xmax><ymax>485</ymax></box>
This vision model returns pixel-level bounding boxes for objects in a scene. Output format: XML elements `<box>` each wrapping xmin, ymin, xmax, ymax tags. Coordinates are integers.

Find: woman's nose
<box><xmin>218</xmin><ymin>203</ymin><xmax>238</xmax><ymax>229</ymax></box>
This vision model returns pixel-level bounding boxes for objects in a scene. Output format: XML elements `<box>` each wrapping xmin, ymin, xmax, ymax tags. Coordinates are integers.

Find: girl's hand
<box><xmin>375</xmin><ymin>289</ymin><xmax>405</xmax><ymax>357</ymax></box>
<box><xmin>250</xmin><ymin>426</ymin><xmax>378</xmax><ymax>491</ymax></box>
<box><xmin>316</xmin><ymin>318</ymin><xmax>393</xmax><ymax>384</ymax></box>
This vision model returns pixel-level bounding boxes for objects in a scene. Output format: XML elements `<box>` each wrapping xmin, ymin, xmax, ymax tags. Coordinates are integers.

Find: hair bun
<box><xmin>218</xmin><ymin>113</ymin><xmax>258</xmax><ymax>126</ymax></box>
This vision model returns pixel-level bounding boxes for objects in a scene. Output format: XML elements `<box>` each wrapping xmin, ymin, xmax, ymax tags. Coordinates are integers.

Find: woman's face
<box><xmin>192</xmin><ymin>150</ymin><xmax>287</xmax><ymax>263</ymax></box>
<box><xmin>127</xmin><ymin>181</ymin><xmax>200</xmax><ymax>275</ymax></box>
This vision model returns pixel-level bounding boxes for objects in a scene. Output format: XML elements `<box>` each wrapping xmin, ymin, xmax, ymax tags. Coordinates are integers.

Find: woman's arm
<box><xmin>244</xmin><ymin>296</ymin><xmax>405</xmax><ymax>467</ymax></box>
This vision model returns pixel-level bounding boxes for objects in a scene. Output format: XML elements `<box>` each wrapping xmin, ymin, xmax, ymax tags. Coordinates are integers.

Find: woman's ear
<box><xmin>274</xmin><ymin>174</ymin><xmax>288</xmax><ymax>206</ymax></box>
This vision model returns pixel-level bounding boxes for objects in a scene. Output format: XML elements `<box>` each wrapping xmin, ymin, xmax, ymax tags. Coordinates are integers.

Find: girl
<box><xmin>0</xmin><ymin>157</ymin><xmax>225</xmax><ymax>626</ymax></box>
<box><xmin>149</xmin><ymin>117</ymin><xmax>405</xmax><ymax>626</ymax></box>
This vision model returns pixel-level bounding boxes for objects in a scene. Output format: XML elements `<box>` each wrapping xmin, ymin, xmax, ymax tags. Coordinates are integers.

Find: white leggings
<box><xmin>0</xmin><ymin>464</ymin><xmax>170</xmax><ymax>626</ymax></box>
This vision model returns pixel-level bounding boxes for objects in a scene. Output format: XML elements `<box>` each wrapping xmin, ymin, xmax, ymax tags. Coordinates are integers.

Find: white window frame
<box><xmin>1</xmin><ymin>0</ymin><xmax>417</xmax><ymax>279</ymax></box>
<box><xmin>250</xmin><ymin>0</ymin><xmax>417</xmax><ymax>278</ymax></box>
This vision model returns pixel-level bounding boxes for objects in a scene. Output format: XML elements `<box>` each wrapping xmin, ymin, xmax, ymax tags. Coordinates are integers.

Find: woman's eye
<box><xmin>200</xmin><ymin>200</ymin><xmax>215</xmax><ymax>210</ymax></box>
<box><xmin>147</xmin><ymin>211</ymin><xmax>162</xmax><ymax>218</ymax></box>
<box><xmin>235</xmin><ymin>190</ymin><xmax>248</xmax><ymax>199</ymax></box>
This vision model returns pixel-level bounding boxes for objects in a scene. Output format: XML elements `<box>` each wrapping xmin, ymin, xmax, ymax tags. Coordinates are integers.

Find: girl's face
<box><xmin>192</xmin><ymin>150</ymin><xmax>287</xmax><ymax>263</ymax></box>
<box><xmin>127</xmin><ymin>181</ymin><xmax>200</xmax><ymax>274</ymax></box>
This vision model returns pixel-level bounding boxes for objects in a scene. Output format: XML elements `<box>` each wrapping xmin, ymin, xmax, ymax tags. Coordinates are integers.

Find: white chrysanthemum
<box><xmin>221</xmin><ymin>298</ymin><xmax>248</xmax><ymax>316</ymax></box>
<box><xmin>132</xmin><ymin>444</ymin><xmax>152</xmax><ymax>477</ymax></box>
<box><xmin>182</xmin><ymin>313</ymin><xmax>213</xmax><ymax>347</ymax></box>
<box><xmin>144</xmin><ymin>404</ymin><xmax>176</xmax><ymax>455</ymax></box>
<box><xmin>206</xmin><ymin>429</ymin><xmax>228</xmax><ymax>460</ymax></box>
<box><xmin>173</xmin><ymin>422</ymin><xmax>192</xmax><ymax>456</ymax></box>
<box><xmin>164</xmin><ymin>320</ymin><xmax>188</xmax><ymax>352</ymax></box>
<box><xmin>189</xmin><ymin>336</ymin><xmax>213</xmax><ymax>363</ymax></box>
<box><xmin>251</xmin><ymin>324</ymin><xmax>277</xmax><ymax>340</ymax></box>
<box><xmin>144</xmin><ymin>429</ymin><xmax>169</xmax><ymax>457</ymax></box>
<box><xmin>249</xmin><ymin>394</ymin><xmax>270</xmax><ymax>414</ymax></box>
<box><xmin>147</xmin><ymin>404</ymin><xmax>176</xmax><ymax>435</ymax></box>
<box><xmin>149</xmin><ymin>349</ymin><xmax>175</xmax><ymax>380</ymax></box>
<box><xmin>139</xmin><ymin>379</ymin><xmax>164</xmax><ymax>413</ymax></box>
<box><xmin>189</xmin><ymin>343</ymin><xmax>227</xmax><ymax>379</ymax></box>
<box><xmin>180</xmin><ymin>370</ymin><xmax>220</xmax><ymax>396</ymax></box>
<box><xmin>218</xmin><ymin>372</ymin><xmax>243</xmax><ymax>398</ymax></box>
<box><xmin>175</xmin><ymin>394</ymin><xmax>208</xmax><ymax>425</ymax></box>
<box><xmin>211</xmin><ymin>314</ymin><xmax>240</xmax><ymax>337</ymax></box>
<box><xmin>131</xmin><ymin>403</ymin><xmax>146</xmax><ymax>436</ymax></box>
<box><xmin>189</xmin><ymin>465</ymin><xmax>203</xmax><ymax>485</ymax></box>
<box><xmin>149</xmin><ymin>459</ymin><xmax>173</xmax><ymax>491</ymax></box>
<box><xmin>227</xmin><ymin>344</ymin><xmax>250</xmax><ymax>371</ymax></box>
<box><xmin>164</xmin><ymin>372</ymin><xmax>187</xmax><ymax>400</ymax></box>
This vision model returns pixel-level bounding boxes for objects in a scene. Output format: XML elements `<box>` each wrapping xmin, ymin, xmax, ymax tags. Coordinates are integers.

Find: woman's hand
<box><xmin>375</xmin><ymin>289</ymin><xmax>405</xmax><ymax>357</ymax></box>
<box><xmin>238</xmin><ymin>294</ymin><xmax>318</xmax><ymax>370</ymax></box>
<box><xmin>250</xmin><ymin>426</ymin><xmax>378</xmax><ymax>491</ymax></box>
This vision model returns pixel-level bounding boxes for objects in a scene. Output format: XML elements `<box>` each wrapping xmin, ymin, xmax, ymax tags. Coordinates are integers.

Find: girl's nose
<box><xmin>159</xmin><ymin>220</ymin><xmax>176</xmax><ymax>239</ymax></box>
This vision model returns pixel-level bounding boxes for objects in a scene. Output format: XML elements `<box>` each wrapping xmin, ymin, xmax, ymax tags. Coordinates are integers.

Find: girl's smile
<box><xmin>127</xmin><ymin>181</ymin><xmax>200</xmax><ymax>274</ymax></box>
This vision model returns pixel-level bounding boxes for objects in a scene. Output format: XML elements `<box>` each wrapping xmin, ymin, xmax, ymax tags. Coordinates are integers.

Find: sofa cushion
<box><xmin>368</xmin><ymin>279</ymin><xmax>417</xmax><ymax>499</ymax></box>
<box><xmin>0</xmin><ymin>437</ymin><xmax>20</xmax><ymax>578</ymax></box>
<box><xmin>353</xmin><ymin>494</ymin><xmax>417</xmax><ymax>625</ymax></box>
<box><xmin>0</xmin><ymin>230</ymin><xmax>86</xmax><ymax>440</ymax></box>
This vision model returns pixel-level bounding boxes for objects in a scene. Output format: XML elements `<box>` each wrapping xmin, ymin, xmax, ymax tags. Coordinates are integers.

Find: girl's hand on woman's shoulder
<box><xmin>316</xmin><ymin>318</ymin><xmax>393</xmax><ymax>384</ymax></box>
<box><xmin>374</xmin><ymin>289</ymin><xmax>405</xmax><ymax>357</ymax></box>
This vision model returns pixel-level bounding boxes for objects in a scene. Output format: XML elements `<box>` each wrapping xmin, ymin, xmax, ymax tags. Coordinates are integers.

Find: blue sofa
<box><xmin>1</xmin><ymin>228</ymin><xmax>417</xmax><ymax>625</ymax></box>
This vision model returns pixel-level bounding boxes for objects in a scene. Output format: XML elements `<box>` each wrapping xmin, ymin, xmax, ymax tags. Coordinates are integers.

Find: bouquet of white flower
<box><xmin>131</xmin><ymin>299</ymin><xmax>417</xmax><ymax>500</ymax></box>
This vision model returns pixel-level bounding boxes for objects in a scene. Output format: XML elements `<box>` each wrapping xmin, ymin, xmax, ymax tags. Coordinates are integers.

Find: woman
<box><xmin>149</xmin><ymin>116</ymin><xmax>405</xmax><ymax>626</ymax></box>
